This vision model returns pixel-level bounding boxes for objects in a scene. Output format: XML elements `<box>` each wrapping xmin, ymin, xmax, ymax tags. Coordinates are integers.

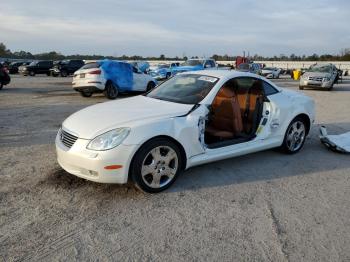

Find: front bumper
<box><xmin>72</xmin><ymin>78</ymin><xmax>105</xmax><ymax>92</ymax></box>
<box><xmin>300</xmin><ymin>79</ymin><xmax>333</xmax><ymax>88</ymax></box>
<box><xmin>55</xmin><ymin>132</ymin><xmax>138</xmax><ymax>184</ymax></box>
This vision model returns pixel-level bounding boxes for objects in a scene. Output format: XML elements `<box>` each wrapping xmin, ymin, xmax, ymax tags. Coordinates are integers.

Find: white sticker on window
<box><xmin>198</xmin><ymin>76</ymin><xmax>217</xmax><ymax>83</ymax></box>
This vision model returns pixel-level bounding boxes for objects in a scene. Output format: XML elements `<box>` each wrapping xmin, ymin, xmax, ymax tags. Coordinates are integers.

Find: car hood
<box><xmin>62</xmin><ymin>95</ymin><xmax>193</xmax><ymax>139</ymax></box>
<box><xmin>303</xmin><ymin>72</ymin><xmax>331</xmax><ymax>78</ymax></box>
<box><xmin>261</xmin><ymin>69</ymin><xmax>273</xmax><ymax>73</ymax></box>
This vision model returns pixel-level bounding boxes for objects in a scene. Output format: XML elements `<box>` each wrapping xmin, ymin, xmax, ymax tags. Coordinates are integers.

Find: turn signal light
<box><xmin>104</xmin><ymin>165</ymin><xmax>123</xmax><ymax>170</ymax></box>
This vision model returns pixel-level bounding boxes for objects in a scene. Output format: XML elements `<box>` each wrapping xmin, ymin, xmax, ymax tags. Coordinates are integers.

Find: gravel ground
<box><xmin>0</xmin><ymin>74</ymin><xmax>349</xmax><ymax>261</ymax></box>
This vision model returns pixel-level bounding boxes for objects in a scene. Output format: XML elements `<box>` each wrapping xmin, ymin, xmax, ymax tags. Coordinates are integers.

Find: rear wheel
<box><xmin>131</xmin><ymin>138</ymin><xmax>183</xmax><ymax>193</ymax></box>
<box><xmin>146</xmin><ymin>81</ymin><xmax>156</xmax><ymax>92</ymax></box>
<box><xmin>61</xmin><ymin>70</ymin><xmax>68</xmax><ymax>77</ymax></box>
<box><xmin>104</xmin><ymin>81</ymin><xmax>118</xmax><ymax>99</ymax></box>
<box><xmin>280</xmin><ymin>117</ymin><xmax>307</xmax><ymax>154</ymax></box>
<box><xmin>79</xmin><ymin>91</ymin><xmax>92</xmax><ymax>97</ymax></box>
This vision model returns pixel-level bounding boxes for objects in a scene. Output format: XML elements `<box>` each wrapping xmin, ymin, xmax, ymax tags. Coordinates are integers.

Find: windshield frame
<box><xmin>307</xmin><ymin>65</ymin><xmax>332</xmax><ymax>73</ymax></box>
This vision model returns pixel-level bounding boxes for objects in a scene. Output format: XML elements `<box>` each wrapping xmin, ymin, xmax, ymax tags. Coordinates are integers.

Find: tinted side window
<box><xmin>262</xmin><ymin>81</ymin><xmax>278</xmax><ymax>96</ymax></box>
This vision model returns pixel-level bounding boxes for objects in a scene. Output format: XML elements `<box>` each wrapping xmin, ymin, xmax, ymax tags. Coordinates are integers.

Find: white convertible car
<box><xmin>56</xmin><ymin>70</ymin><xmax>315</xmax><ymax>193</ymax></box>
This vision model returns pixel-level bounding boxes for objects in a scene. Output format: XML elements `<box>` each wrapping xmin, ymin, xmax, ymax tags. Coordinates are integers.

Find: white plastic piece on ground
<box><xmin>320</xmin><ymin>126</ymin><xmax>350</xmax><ymax>153</ymax></box>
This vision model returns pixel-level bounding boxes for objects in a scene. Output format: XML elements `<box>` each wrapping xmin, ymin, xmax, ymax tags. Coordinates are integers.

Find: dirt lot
<box><xmin>0</xmin><ymin>74</ymin><xmax>349</xmax><ymax>261</ymax></box>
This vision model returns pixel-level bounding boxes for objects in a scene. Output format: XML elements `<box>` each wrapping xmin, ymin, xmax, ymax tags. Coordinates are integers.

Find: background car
<box><xmin>299</xmin><ymin>63</ymin><xmax>338</xmax><ymax>90</ymax></box>
<box><xmin>171</xmin><ymin>59</ymin><xmax>217</xmax><ymax>74</ymax></box>
<box><xmin>261</xmin><ymin>67</ymin><xmax>281</xmax><ymax>78</ymax></box>
<box><xmin>8</xmin><ymin>61</ymin><xmax>30</xmax><ymax>74</ymax></box>
<box><xmin>18</xmin><ymin>60</ymin><xmax>53</xmax><ymax>76</ymax></box>
<box><xmin>50</xmin><ymin>59</ymin><xmax>85</xmax><ymax>77</ymax></box>
<box><xmin>148</xmin><ymin>63</ymin><xmax>179</xmax><ymax>80</ymax></box>
<box><xmin>72</xmin><ymin>60</ymin><xmax>157</xmax><ymax>99</ymax></box>
<box><xmin>56</xmin><ymin>70</ymin><xmax>315</xmax><ymax>193</ymax></box>
<box><xmin>236</xmin><ymin>63</ymin><xmax>262</xmax><ymax>75</ymax></box>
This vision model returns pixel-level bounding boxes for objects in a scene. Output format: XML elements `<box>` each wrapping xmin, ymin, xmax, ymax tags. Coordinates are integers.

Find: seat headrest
<box><xmin>217</xmin><ymin>86</ymin><xmax>236</xmax><ymax>98</ymax></box>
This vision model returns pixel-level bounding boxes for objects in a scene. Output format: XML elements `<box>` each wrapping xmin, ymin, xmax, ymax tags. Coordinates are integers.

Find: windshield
<box><xmin>307</xmin><ymin>65</ymin><xmax>332</xmax><ymax>73</ymax></box>
<box><xmin>29</xmin><ymin>61</ymin><xmax>37</xmax><ymax>66</ymax></box>
<box><xmin>181</xmin><ymin>60</ymin><xmax>203</xmax><ymax>66</ymax></box>
<box><xmin>80</xmin><ymin>62</ymin><xmax>99</xmax><ymax>69</ymax></box>
<box><xmin>147</xmin><ymin>74</ymin><xmax>219</xmax><ymax>104</ymax></box>
<box><xmin>238</xmin><ymin>63</ymin><xmax>249</xmax><ymax>70</ymax></box>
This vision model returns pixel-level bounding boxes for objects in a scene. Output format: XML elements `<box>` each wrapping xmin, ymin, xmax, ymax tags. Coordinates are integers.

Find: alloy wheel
<box><xmin>286</xmin><ymin>121</ymin><xmax>306</xmax><ymax>152</ymax></box>
<box><xmin>141</xmin><ymin>146</ymin><xmax>178</xmax><ymax>189</ymax></box>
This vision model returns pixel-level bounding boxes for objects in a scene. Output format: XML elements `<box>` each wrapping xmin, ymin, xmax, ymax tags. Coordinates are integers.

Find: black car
<box><xmin>50</xmin><ymin>59</ymin><xmax>85</xmax><ymax>77</ymax></box>
<box><xmin>19</xmin><ymin>60</ymin><xmax>54</xmax><ymax>76</ymax></box>
<box><xmin>8</xmin><ymin>61</ymin><xmax>30</xmax><ymax>74</ymax></box>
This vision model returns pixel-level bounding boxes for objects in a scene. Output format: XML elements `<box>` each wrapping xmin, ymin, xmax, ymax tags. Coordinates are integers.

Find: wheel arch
<box><xmin>292</xmin><ymin>113</ymin><xmax>311</xmax><ymax>135</ymax></box>
<box><xmin>128</xmin><ymin>135</ymin><xmax>187</xmax><ymax>181</ymax></box>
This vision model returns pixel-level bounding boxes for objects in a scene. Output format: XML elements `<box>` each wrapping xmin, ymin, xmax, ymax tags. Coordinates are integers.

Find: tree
<box><xmin>0</xmin><ymin>42</ymin><xmax>10</xmax><ymax>57</ymax></box>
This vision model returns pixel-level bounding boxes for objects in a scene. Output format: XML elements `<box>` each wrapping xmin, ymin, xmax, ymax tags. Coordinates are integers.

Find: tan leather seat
<box><xmin>245</xmin><ymin>81</ymin><xmax>263</xmax><ymax>133</ymax></box>
<box><xmin>206</xmin><ymin>86</ymin><xmax>243</xmax><ymax>138</ymax></box>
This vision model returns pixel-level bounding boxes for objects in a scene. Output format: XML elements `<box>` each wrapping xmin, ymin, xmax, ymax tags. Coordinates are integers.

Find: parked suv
<box><xmin>19</xmin><ymin>60</ymin><xmax>53</xmax><ymax>76</ymax></box>
<box><xmin>299</xmin><ymin>63</ymin><xmax>338</xmax><ymax>91</ymax></box>
<box><xmin>50</xmin><ymin>59</ymin><xmax>85</xmax><ymax>77</ymax></box>
<box><xmin>8</xmin><ymin>61</ymin><xmax>30</xmax><ymax>74</ymax></box>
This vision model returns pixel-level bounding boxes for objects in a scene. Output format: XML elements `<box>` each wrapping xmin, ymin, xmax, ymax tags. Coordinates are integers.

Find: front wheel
<box><xmin>131</xmin><ymin>138</ymin><xmax>183</xmax><ymax>193</ymax></box>
<box><xmin>79</xmin><ymin>91</ymin><xmax>92</xmax><ymax>97</ymax></box>
<box><xmin>280</xmin><ymin>117</ymin><xmax>307</xmax><ymax>154</ymax></box>
<box><xmin>29</xmin><ymin>71</ymin><xmax>35</xmax><ymax>76</ymax></box>
<box><xmin>104</xmin><ymin>81</ymin><xmax>119</xmax><ymax>99</ymax></box>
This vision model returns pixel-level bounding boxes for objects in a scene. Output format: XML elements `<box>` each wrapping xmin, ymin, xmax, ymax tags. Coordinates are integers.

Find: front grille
<box><xmin>308</xmin><ymin>76</ymin><xmax>323</xmax><ymax>82</ymax></box>
<box><xmin>60</xmin><ymin>129</ymin><xmax>78</xmax><ymax>148</ymax></box>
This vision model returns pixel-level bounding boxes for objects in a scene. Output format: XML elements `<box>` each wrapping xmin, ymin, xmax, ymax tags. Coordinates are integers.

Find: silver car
<box><xmin>299</xmin><ymin>64</ymin><xmax>338</xmax><ymax>91</ymax></box>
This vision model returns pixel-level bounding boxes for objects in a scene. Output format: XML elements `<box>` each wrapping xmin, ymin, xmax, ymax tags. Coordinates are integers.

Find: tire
<box><xmin>46</xmin><ymin>72</ymin><xmax>51</xmax><ymax>76</ymax></box>
<box><xmin>29</xmin><ymin>71</ymin><xmax>35</xmax><ymax>76</ymax></box>
<box><xmin>166</xmin><ymin>72</ymin><xmax>171</xmax><ymax>79</ymax></box>
<box><xmin>79</xmin><ymin>91</ymin><xmax>93</xmax><ymax>97</ymax></box>
<box><xmin>328</xmin><ymin>83</ymin><xmax>334</xmax><ymax>91</ymax></box>
<box><xmin>131</xmin><ymin>138</ymin><xmax>183</xmax><ymax>193</ymax></box>
<box><xmin>0</xmin><ymin>82</ymin><xmax>3</xmax><ymax>90</ymax></box>
<box><xmin>146</xmin><ymin>81</ymin><xmax>156</xmax><ymax>92</ymax></box>
<box><xmin>103</xmin><ymin>81</ymin><xmax>118</xmax><ymax>99</ymax></box>
<box><xmin>61</xmin><ymin>70</ymin><xmax>68</xmax><ymax>77</ymax></box>
<box><xmin>299</xmin><ymin>86</ymin><xmax>304</xmax><ymax>90</ymax></box>
<box><xmin>280</xmin><ymin>117</ymin><xmax>307</xmax><ymax>154</ymax></box>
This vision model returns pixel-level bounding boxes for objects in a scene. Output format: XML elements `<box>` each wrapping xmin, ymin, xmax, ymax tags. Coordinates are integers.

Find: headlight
<box><xmin>87</xmin><ymin>128</ymin><xmax>130</xmax><ymax>151</ymax></box>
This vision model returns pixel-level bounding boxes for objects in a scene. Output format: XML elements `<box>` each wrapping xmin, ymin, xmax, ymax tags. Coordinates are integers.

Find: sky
<box><xmin>1</xmin><ymin>0</ymin><xmax>349</xmax><ymax>57</ymax></box>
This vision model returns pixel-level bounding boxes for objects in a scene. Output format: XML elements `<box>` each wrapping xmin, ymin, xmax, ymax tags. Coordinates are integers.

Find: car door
<box><xmin>196</xmin><ymin>77</ymin><xmax>276</xmax><ymax>162</ymax></box>
<box><xmin>36</xmin><ymin>61</ymin><xmax>44</xmax><ymax>73</ymax></box>
<box><xmin>132</xmin><ymin>66</ymin><xmax>148</xmax><ymax>91</ymax></box>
